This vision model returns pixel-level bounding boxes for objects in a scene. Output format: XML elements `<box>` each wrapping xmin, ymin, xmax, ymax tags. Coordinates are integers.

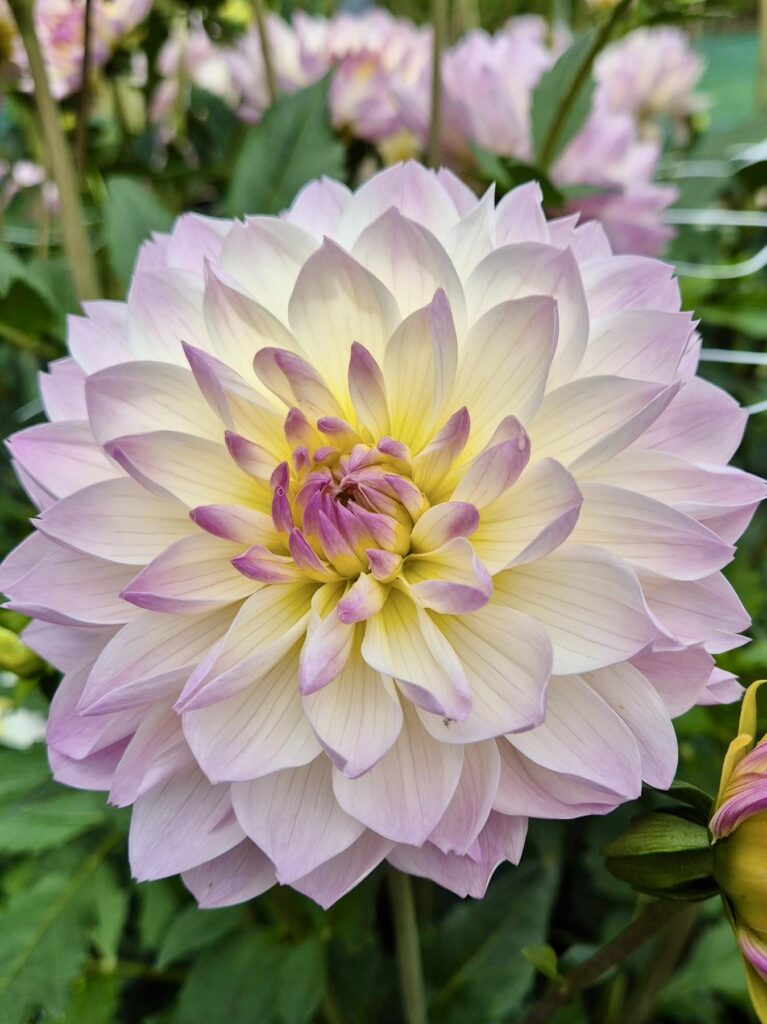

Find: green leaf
<box><xmin>0</xmin><ymin>832</ymin><xmax>119</xmax><ymax>1024</ymax></box>
<box><xmin>104</xmin><ymin>176</ymin><xmax>175</xmax><ymax>290</ymax></box>
<box><xmin>521</xmin><ymin>943</ymin><xmax>563</xmax><ymax>983</ymax></box>
<box><xmin>0</xmin><ymin>875</ymin><xmax>90</xmax><ymax>1024</ymax></box>
<box><xmin>226</xmin><ymin>76</ymin><xmax>345</xmax><ymax>217</ymax></box>
<box><xmin>469</xmin><ymin>147</ymin><xmax>565</xmax><ymax>205</ymax></box>
<box><xmin>174</xmin><ymin>930</ymin><xmax>283</xmax><ymax>1024</ymax></box>
<box><xmin>0</xmin><ymin>246</ymin><xmax>61</xmax><ymax>342</ymax></box>
<box><xmin>0</xmin><ymin>776</ymin><xmax>109</xmax><ymax>853</ymax></box>
<box><xmin>531</xmin><ymin>30</ymin><xmax>597</xmax><ymax>166</ymax></box>
<box><xmin>277</xmin><ymin>938</ymin><xmax>325</xmax><ymax>1024</ymax></box>
<box><xmin>90</xmin><ymin>865</ymin><xmax>129</xmax><ymax>962</ymax></box>
<box><xmin>658</xmin><ymin>920</ymin><xmax>747</xmax><ymax>1007</ymax></box>
<box><xmin>137</xmin><ymin>879</ymin><xmax>184</xmax><ymax>952</ymax></box>
<box><xmin>699</xmin><ymin>306</ymin><xmax>767</xmax><ymax>339</ymax></box>
<box><xmin>426</xmin><ymin>837</ymin><xmax>562</xmax><ymax>1023</ymax></box>
<box><xmin>55</xmin><ymin>973</ymin><xmax>122</xmax><ymax>1024</ymax></box>
<box><xmin>156</xmin><ymin>904</ymin><xmax>243</xmax><ymax>969</ymax></box>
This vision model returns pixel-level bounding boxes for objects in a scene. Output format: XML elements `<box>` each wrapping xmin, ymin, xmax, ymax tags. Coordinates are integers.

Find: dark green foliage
<box><xmin>226</xmin><ymin>77</ymin><xmax>345</xmax><ymax>217</ymax></box>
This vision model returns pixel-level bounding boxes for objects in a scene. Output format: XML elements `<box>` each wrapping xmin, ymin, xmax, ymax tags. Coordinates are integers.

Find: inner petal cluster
<box><xmin>224</xmin><ymin>324</ymin><xmax>494</xmax><ymax>627</ymax></box>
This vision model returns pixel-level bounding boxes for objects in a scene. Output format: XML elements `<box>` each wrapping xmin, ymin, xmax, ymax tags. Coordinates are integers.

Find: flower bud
<box><xmin>711</xmin><ymin>681</ymin><xmax>767</xmax><ymax>1023</ymax></box>
<box><xmin>0</xmin><ymin>626</ymin><xmax>42</xmax><ymax>677</ymax></box>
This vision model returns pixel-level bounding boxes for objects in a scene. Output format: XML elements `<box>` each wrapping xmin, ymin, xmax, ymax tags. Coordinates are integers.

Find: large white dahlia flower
<box><xmin>1</xmin><ymin>163</ymin><xmax>762</xmax><ymax>908</ymax></box>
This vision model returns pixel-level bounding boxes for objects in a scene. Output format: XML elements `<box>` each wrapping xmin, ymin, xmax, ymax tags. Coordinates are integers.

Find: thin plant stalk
<box><xmin>623</xmin><ymin>905</ymin><xmax>698</xmax><ymax>1024</ymax></box>
<box><xmin>388</xmin><ymin>868</ymin><xmax>428</xmax><ymax>1024</ymax></box>
<box><xmin>7</xmin><ymin>0</ymin><xmax>99</xmax><ymax>302</ymax></box>
<box><xmin>759</xmin><ymin>0</ymin><xmax>767</xmax><ymax>109</ymax></box>
<box><xmin>518</xmin><ymin>900</ymin><xmax>688</xmax><ymax>1024</ymax></box>
<box><xmin>253</xmin><ymin>0</ymin><xmax>277</xmax><ymax>105</ymax></box>
<box><xmin>75</xmin><ymin>0</ymin><xmax>94</xmax><ymax>173</ymax></box>
<box><xmin>538</xmin><ymin>0</ymin><xmax>632</xmax><ymax>172</ymax></box>
<box><xmin>427</xmin><ymin>0</ymin><xmax>448</xmax><ymax>168</ymax></box>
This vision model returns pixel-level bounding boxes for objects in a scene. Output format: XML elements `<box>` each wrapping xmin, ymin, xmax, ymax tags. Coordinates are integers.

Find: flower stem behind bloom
<box><xmin>388</xmin><ymin>868</ymin><xmax>427</xmax><ymax>1024</ymax></box>
<box><xmin>6</xmin><ymin>0</ymin><xmax>99</xmax><ymax>301</ymax></box>
<box><xmin>519</xmin><ymin>901</ymin><xmax>688</xmax><ymax>1024</ymax></box>
<box><xmin>427</xmin><ymin>0</ymin><xmax>447</xmax><ymax>168</ymax></box>
<box><xmin>537</xmin><ymin>0</ymin><xmax>633</xmax><ymax>173</ymax></box>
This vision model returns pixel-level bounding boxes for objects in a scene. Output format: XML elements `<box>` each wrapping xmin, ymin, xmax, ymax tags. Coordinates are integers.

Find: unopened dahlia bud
<box><xmin>712</xmin><ymin>681</ymin><xmax>767</xmax><ymax>1023</ymax></box>
<box><xmin>0</xmin><ymin>163</ymin><xmax>761</xmax><ymax>908</ymax></box>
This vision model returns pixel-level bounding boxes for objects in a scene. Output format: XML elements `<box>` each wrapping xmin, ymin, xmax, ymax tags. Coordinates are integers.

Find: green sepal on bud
<box><xmin>602</xmin><ymin>810</ymin><xmax>718</xmax><ymax>902</ymax></box>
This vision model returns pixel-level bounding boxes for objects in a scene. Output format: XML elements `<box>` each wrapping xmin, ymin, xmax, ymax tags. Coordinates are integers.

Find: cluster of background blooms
<box><xmin>150</xmin><ymin>9</ymin><xmax>704</xmax><ymax>255</ymax></box>
<box><xmin>0</xmin><ymin>0</ymin><xmax>151</xmax><ymax>99</ymax></box>
<box><xmin>1</xmin><ymin>162</ymin><xmax>762</xmax><ymax>908</ymax></box>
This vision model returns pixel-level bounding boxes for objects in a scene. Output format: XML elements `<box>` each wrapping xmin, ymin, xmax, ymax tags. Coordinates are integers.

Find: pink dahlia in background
<box><xmin>553</xmin><ymin>113</ymin><xmax>678</xmax><ymax>257</ymax></box>
<box><xmin>595</xmin><ymin>26</ymin><xmax>705</xmax><ymax>138</ymax></box>
<box><xmin>1</xmin><ymin>163</ymin><xmax>762</xmax><ymax>908</ymax></box>
<box><xmin>293</xmin><ymin>9</ymin><xmax>431</xmax><ymax>146</ymax></box>
<box><xmin>3</xmin><ymin>0</ymin><xmax>152</xmax><ymax>99</ymax></box>
<box><xmin>393</xmin><ymin>15</ymin><xmax>680</xmax><ymax>256</ymax></box>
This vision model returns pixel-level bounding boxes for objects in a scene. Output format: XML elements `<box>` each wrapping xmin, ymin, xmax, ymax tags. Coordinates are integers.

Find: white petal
<box><xmin>569</xmin><ymin>482</ymin><xmax>733</xmax><ymax>581</ymax></box>
<box><xmin>106</xmin><ymin>430</ymin><xmax>262</xmax><ymax>508</ymax></box>
<box><xmin>37</xmin><ymin>478</ymin><xmax>197</xmax><ymax>564</ymax></box>
<box><xmin>182</xmin><ymin>840</ymin><xmax>276</xmax><ymax>908</ymax></box>
<box><xmin>361</xmin><ymin>588</ymin><xmax>472</xmax><ymax>721</ymax></box>
<box><xmin>466</xmin><ymin>243</ymin><xmax>589</xmax><ymax>386</ymax></box>
<box><xmin>470</xmin><ymin>458</ymin><xmax>582</xmax><ymax>572</ymax></box>
<box><xmin>85</xmin><ymin>361</ymin><xmax>224</xmax><ymax>448</ymax></box>
<box><xmin>232</xmin><ymin>757</ymin><xmax>365</xmax><ymax>883</ymax></box>
<box><xmin>508</xmin><ymin>674</ymin><xmax>642</xmax><ymax>798</ymax></box>
<box><xmin>528</xmin><ymin>375</ymin><xmax>678</xmax><ymax>470</ymax></box>
<box><xmin>288</xmin><ymin>239</ymin><xmax>400</xmax><ymax>408</ymax></box>
<box><xmin>428</xmin><ymin>740</ymin><xmax>500</xmax><ymax>855</ymax></box>
<box><xmin>383</xmin><ymin>290</ymin><xmax>458</xmax><ymax>452</ymax></box>
<box><xmin>122</xmin><ymin>533</ymin><xmax>256</xmax><ymax>613</ymax></box>
<box><xmin>582</xmin><ymin>663</ymin><xmax>677</xmax><ymax>789</ymax></box>
<box><xmin>303</xmin><ymin>636</ymin><xmax>403</xmax><ymax>777</ymax></box>
<box><xmin>452</xmin><ymin>295</ymin><xmax>558</xmax><ymax>454</ymax></box>
<box><xmin>183</xmin><ymin>645</ymin><xmax>321</xmax><ymax>781</ymax></box>
<box><xmin>494</xmin><ymin>545</ymin><xmax>658</xmax><ymax>674</ymax></box>
<box><xmin>129</xmin><ymin>767</ymin><xmax>244</xmax><ymax>880</ymax></box>
<box><xmin>419</xmin><ymin>604</ymin><xmax>551</xmax><ymax>743</ymax></box>
<box><xmin>218</xmin><ymin>216</ymin><xmax>318</xmax><ymax>324</ymax></box>
<box><xmin>333</xmin><ymin>703</ymin><xmax>463</xmax><ymax>845</ymax></box>
<box><xmin>176</xmin><ymin>584</ymin><xmax>315</xmax><ymax>709</ymax></box>
<box><xmin>352</xmin><ymin>209</ymin><xmax>466</xmax><ymax>326</ymax></box>
<box><xmin>80</xmin><ymin>605</ymin><xmax>236</xmax><ymax>714</ymax></box>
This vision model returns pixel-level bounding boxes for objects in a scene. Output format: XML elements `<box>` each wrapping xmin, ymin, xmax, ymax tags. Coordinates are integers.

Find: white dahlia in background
<box><xmin>1</xmin><ymin>163</ymin><xmax>762</xmax><ymax>907</ymax></box>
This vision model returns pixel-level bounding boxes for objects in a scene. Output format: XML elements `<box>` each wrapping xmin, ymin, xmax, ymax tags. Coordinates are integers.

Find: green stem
<box><xmin>74</xmin><ymin>0</ymin><xmax>94</xmax><ymax>174</ymax></box>
<box><xmin>537</xmin><ymin>0</ymin><xmax>632</xmax><ymax>172</ymax></box>
<box><xmin>388</xmin><ymin>868</ymin><xmax>428</xmax><ymax>1024</ymax></box>
<box><xmin>517</xmin><ymin>900</ymin><xmax>687</xmax><ymax>1024</ymax></box>
<box><xmin>253</xmin><ymin>0</ymin><xmax>277</xmax><ymax>105</ymax></box>
<box><xmin>623</xmin><ymin>904</ymin><xmax>698</xmax><ymax>1024</ymax></box>
<box><xmin>7</xmin><ymin>0</ymin><xmax>99</xmax><ymax>302</ymax></box>
<box><xmin>427</xmin><ymin>0</ymin><xmax>448</xmax><ymax>168</ymax></box>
